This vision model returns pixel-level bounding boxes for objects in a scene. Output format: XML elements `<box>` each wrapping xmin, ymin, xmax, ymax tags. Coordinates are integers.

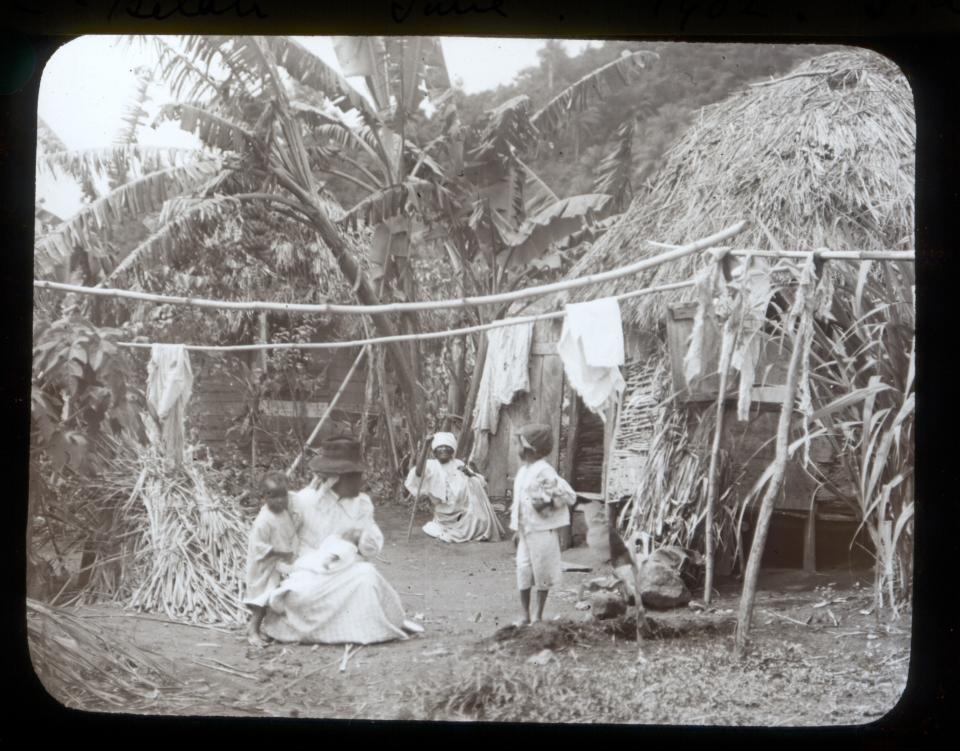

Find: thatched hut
<box><xmin>475</xmin><ymin>48</ymin><xmax>915</xmax><ymax>578</ymax></box>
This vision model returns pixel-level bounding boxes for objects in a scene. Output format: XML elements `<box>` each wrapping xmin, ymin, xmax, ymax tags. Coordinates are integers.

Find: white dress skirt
<box><xmin>260</xmin><ymin>487</ymin><xmax>410</xmax><ymax>645</ymax></box>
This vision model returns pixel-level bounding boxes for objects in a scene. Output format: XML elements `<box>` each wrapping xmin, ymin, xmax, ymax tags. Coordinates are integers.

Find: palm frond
<box><xmin>531</xmin><ymin>50</ymin><xmax>658</xmax><ymax>138</ymax></box>
<box><xmin>290</xmin><ymin>101</ymin><xmax>385</xmax><ymax>166</ymax></box>
<box><xmin>593</xmin><ymin>117</ymin><xmax>635</xmax><ymax>211</ymax></box>
<box><xmin>115</xmin><ymin>65</ymin><xmax>155</xmax><ymax>147</ymax></box>
<box><xmin>471</xmin><ymin>95</ymin><xmax>538</xmax><ymax>164</ymax></box>
<box><xmin>151</xmin><ymin>36</ymin><xmax>225</xmax><ymax>104</ymax></box>
<box><xmin>102</xmin><ymin>194</ymin><xmax>242</xmax><ymax>282</ymax></box>
<box><xmin>35</xmin><ymin>160</ymin><xmax>222</xmax><ymax>278</ymax></box>
<box><xmin>266</xmin><ymin>37</ymin><xmax>379</xmax><ymax>125</ymax></box>
<box><xmin>154</xmin><ymin>103</ymin><xmax>257</xmax><ymax>153</ymax></box>
<box><xmin>179</xmin><ymin>35</ymin><xmax>267</xmax><ymax>99</ymax></box>
<box><xmin>339</xmin><ymin>178</ymin><xmax>448</xmax><ymax>231</ymax></box>
<box><xmin>39</xmin><ymin>146</ymin><xmax>206</xmax><ymax>185</ymax></box>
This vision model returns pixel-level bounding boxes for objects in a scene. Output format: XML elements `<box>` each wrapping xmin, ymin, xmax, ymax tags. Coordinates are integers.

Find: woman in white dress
<box><xmin>404</xmin><ymin>432</ymin><xmax>504</xmax><ymax>543</ymax></box>
<box><xmin>262</xmin><ymin>437</ymin><xmax>421</xmax><ymax>645</ymax></box>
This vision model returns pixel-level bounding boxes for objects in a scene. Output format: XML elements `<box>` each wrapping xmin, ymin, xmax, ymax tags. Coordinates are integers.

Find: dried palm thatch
<box><xmin>557</xmin><ymin>49</ymin><xmax>914</xmax><ymax>327</ymax></box>
<box><xmin>27</xmin><ymin>598</ymin><xmax>184</xmax><ymax>711</ymax></box>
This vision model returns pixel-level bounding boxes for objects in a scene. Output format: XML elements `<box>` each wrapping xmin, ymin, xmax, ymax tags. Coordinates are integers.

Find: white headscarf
<box><xmin>431</xmin><ymin>432</ymin><xmax>457</xmax><ymax>452</ymax></box>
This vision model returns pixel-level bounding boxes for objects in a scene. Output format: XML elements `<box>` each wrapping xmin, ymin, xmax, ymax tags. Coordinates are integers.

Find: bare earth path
<box><xmin>50</xmin><ymin>504</ymin><xmax>911</xmax><ymax>724</ymax></box>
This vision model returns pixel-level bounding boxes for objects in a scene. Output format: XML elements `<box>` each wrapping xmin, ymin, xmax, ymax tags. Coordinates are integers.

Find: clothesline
<box><xmin>644</xmin><ymin>244</ymin><xmax>916</xmax><ymax>262</ymax></box>
<box><xmin>115</xmin><ymin>279</ymin><xmax>698</xmax><ymax>353</ymax></box>
<box><xmin>33</xmin><ymin>221</ymin><xmax>748</xmax><ymax>317</ymax></box>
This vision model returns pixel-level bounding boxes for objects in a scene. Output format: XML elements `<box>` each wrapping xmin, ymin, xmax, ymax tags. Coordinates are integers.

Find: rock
<box><xmin>526</xmin><ymin>649</ymin><xmax>555</xmax><ymax>666</ymax></box>
<box><xmin>589</xmin><ymin>591</ymin><xmax>627</xmax><ymax>620</ymax></box>
<box><xmin>638</xmin><ymin>560</ymin><xmax>692</xmax><ymax>609</ymax></box>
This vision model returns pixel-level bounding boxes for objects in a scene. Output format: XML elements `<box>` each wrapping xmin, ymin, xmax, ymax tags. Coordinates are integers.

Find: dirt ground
<box><xmin>36</xmin><ymin>503</ymin><xmax>911</xmax><ymax>725</ymax></box>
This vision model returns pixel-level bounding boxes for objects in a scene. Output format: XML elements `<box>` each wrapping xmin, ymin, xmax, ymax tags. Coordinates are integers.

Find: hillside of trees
<box><xmin>455</xmin><ymin>40</ymin><xmax>845</xmax><ymax>199</ymax></box>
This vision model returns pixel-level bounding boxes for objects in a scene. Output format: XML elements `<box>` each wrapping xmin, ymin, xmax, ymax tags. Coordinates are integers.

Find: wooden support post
<box><xmin>559</xmin><ymin>386</ymin><xmax>580</xmax><ymax>551</ymax></box>
<box><xmin>704</xmin><ymin>320</ymin><xmax>735</xmax><ymax>605</ymax></box>
<box><xmin>803</xmin><ymin>492</ymin><xmax>817</xmax><ymax>573</ymax></box>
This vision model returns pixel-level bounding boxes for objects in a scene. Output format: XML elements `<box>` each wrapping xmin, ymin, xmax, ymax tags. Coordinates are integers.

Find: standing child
<box><xmin>244</xmin><ymin>471</ymin><xmax>299</xmax><ymax>646</ymax></box>
<box><xmin>509</xmin><ymin>423</ymin><xmax>577</xmax><ymax>625</ymax></box>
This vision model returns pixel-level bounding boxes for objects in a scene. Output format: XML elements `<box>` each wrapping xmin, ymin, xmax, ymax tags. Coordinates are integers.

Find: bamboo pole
<box><xmin>34</xmin><ymin>221</ymin><xmax>749</xmax><ymax>317</ymax></box>
<box><xmin>287</xmin><ymin>345</ymin><xmax>369</xmax><ymax>477</ymax></box>
<box><xmin>734</xmin><ymin>266</ymin><xmax>816</xmax><ymax>658</ymax></box>
<box><xmin>112</xmin><ymin>280</ymin><xmax>701</xmax><ymax>354</ymax></box>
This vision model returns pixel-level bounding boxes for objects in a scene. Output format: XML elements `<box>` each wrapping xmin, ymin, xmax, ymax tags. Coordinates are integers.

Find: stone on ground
<box><xmin>638</xmin><ymin>560</ymin><xmax>692</xmax><ymax>609</ymax></box>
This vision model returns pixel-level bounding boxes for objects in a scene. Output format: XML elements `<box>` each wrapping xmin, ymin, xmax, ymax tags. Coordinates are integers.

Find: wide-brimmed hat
<box><xmin>308</xmin><ymin>436</ymin><xmax>366</xmax><ymax>474</ymax></box>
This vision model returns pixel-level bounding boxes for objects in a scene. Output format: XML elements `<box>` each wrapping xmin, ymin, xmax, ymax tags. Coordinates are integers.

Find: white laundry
<box><xmin>557</xmin><ymin>298</ymin><xmax>626</xmax><ymax>419</ymax></box>
<box><xmin>470</xmin><ymin>323</ymin><xmax>533</xmax><ymax>464</ymax></box>
<box><xmin>147</xmin><ymin>344</ymin><xmax>193</xmax><ymax>467</ymax></box>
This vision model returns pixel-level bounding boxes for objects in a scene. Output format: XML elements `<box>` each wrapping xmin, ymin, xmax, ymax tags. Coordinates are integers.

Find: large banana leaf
<box><xmin>266</xmin><ymin>37</ymin><xmax>379</xmax><ymax>126</ymax></box>
<box><xmin>496</xmin><ymin>193</ymin><xmax>614</xmax><ymax>268</ymax></box>
<box><xmin>103</xmin><ymin>195</ymin><xmax>243</xmax><ymax>282</ymax></box>
<box><xmin>332</xmin><ymin>36</ymin><xmax>390</xmax><ymax>114</ymax></box>
<box><xmin>154</xmin><ymin>103</ymin><xmax>256</xmax><ymax>153</ymax></box>
<box><xmin>593</xmin><ymin>117</ymin><xmax>635</xmax><ymax>211</ymax></box>
<box><xmin>39</xmin><ymin>146</ymin><xmax>206</xmax><ymax>185</ymax></box>
<box><xmin>531</xmin><ymin>50</ymin><xmax>658</xmax><ymax>138</ymax></box>
<box><xmin>471</xmin><ymin>95</ymin><xmax>538</xmax><ymax>165</ymax></box>
<box><xmin>34</xmin><ymin>160</ymin><xmax>222</xmax><ymax>278</ymax></box>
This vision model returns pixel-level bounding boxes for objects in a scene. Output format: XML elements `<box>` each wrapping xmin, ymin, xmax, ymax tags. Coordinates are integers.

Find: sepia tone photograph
<box><xmin>29</xmin><ymin>34</ymin><xmax>914</xmax><ymax>724</ymax></box>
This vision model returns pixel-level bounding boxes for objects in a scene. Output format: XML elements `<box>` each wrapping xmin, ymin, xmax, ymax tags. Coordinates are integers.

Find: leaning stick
<box><xmin>704</xmin><ymin>318</ymin><xmax>736</xmax><ymax>606</ymax></box>
<box><xmin>405</xmin><ymin>438</ymin><xmax>433</xmax><ymax>543</ymax></box>
<box><xmin>287</xmin><ymin>344</ymin><xmax>369</xmax><ymax>478</ymax></box>
<box><xmin>734</xmin><ymin>262</ymin><xmax>816</xmax><ymax>658</ymax></box>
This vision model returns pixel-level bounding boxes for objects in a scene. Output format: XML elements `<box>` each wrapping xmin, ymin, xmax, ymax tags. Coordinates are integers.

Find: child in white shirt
<box><xmin>509</xmin><ymin>423</ymin><xmax>576</xmax><ymax>625</ymax></box>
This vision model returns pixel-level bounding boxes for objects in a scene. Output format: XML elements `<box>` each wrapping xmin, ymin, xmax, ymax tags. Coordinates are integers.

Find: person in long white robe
<box><xmin>262</xmin><ymin>437</ymin><xmax>421</xmax><ymax>645</ymax></box>
<box><xmin>404</xmin><ymin>432</ymin><xmax>504</xmax><ymax>543</ymax></box>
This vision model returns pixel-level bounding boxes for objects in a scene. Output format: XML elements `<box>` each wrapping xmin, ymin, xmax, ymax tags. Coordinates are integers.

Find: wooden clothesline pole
<box><xmin>33</xmin><ymin>221</ymin><xmax>749</xmax><ymax>317</ymax></box>
<box><xmin>286</xmin><ymin>344</ymin><xmax>369</xmax><ymax>478</ymax></box>
<box><xmin>111</xmin><ymin>280</ymin><xmax>699</xmax><ymax>354</ymax></box>
<box><xmin>643</xmin><ymin>244</ymin><xmax>915</xmax><ymax>262</ymax></box>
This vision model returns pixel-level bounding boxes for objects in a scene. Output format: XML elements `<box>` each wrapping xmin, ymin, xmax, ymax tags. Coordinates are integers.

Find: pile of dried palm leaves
<box><xmin>27</xmin><ymin>598</ymin><xmax>184</xmax><ymax>711</ymax></box>
<box><xmin>72</xmin><ymin>436</ymin><xmax>249</xmax><ymax>626</ymax></box>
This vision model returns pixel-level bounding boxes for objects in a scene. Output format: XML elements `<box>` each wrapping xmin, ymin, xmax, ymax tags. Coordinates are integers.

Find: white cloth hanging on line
<box><xmin>556</xmin><ymin>297</ymin><xmax>626</xmax><ymax>421</ymax></box>
<box><xmin>147</xmin><ymin>344</ymin><xmax>194</xmax><ymax>468</ymax></box>
<box><xmin>469</xmin><ymin>323</ymin><xmax>534</xmax><ymax>466</ymax></box>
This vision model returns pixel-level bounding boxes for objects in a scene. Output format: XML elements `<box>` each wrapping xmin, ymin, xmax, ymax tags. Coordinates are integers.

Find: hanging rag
<box><xmin>556</xmin><ymin>298</ymin><xmax>626</xmax><ymax>420</ymax></box>
<box><xmin>147</xmin><ymin>344</ymin><xmax>194</xmax><ymax>468</ymax></box>
<box><xmin>470</xmin><ymin>323</ymin><xmax>533</xmax><ymax>465</ymax></box>
<box><xmin>729</xmin><ymin>258</ymin><xmax>774</xmax><ymax>421</ymax></box>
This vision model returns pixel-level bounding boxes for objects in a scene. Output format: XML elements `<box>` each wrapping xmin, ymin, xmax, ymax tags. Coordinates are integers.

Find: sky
<box><xmin>36</xmin><ymin>36</ymin><xmax>598</xmax><ymax>219</ymax></box>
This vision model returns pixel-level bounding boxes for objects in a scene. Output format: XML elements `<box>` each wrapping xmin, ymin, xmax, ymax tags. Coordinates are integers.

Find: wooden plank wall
<box><xmin>484</xmin><ymin>319</ymin><xmax>565</xmax><ymax>500</ymax></box>
<box><xmin>188</xmin><ymin>347</ymin><xmax>379</xmax><ymax>460</ymax></box>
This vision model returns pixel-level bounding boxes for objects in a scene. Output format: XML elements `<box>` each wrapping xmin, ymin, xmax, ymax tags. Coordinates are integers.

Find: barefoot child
<box><xmin>244</xmin><ymin>471</ymin><xmax>299</xmax><ymax>645</ymax></box>
<box><xmin>509</xmin><ymin>423</ymin><xmax>577</xmax><ymax>625</ymax></box>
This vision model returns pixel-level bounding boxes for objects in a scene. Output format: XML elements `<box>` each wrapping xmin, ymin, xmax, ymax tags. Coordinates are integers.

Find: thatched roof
<box><xmin>543</xmin><ymin>48</ymin><xmax>914</xmax><ymax>329</ymax></box>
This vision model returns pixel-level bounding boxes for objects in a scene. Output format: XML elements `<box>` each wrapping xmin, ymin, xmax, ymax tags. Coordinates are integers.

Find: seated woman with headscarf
<box><xmin>262</xmin><ymin>436</ymin><xmax>422</xmax><ymax>645</ymax></box>
<box><xmin>404</xmin><ymin>432</ymin><xmax>504</xmax><ymax>543</ymax></box>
